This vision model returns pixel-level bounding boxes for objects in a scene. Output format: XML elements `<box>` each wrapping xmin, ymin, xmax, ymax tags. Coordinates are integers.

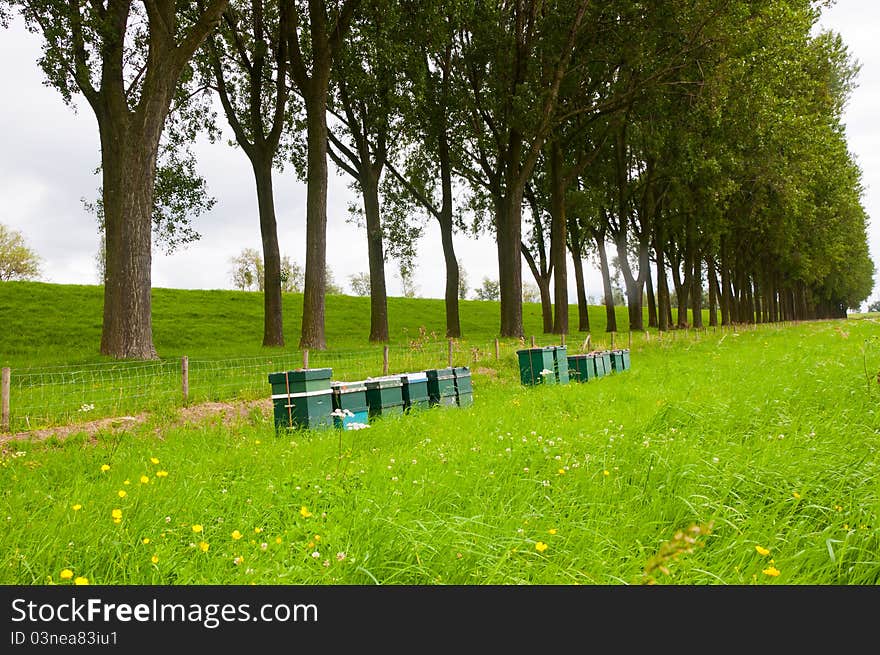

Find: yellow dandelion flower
<box><xmin>140</xmin><ymin>475</ymin><xmax>150</xmax><ymax>484</ymax></box>
<box><xmin>60</xmin><ymin>569</ymin><xmax>73</xmax><ymax>580</ymax></box>
<box><xmin>100</xmin><ymin>464</ymin><xmax>110</xmax><ymax>472</ymax></box>
<box><xmin>231</xmin><ymin>530</ymin><xmax>242</xmax><ymax>540</ymax></box>
<box><xmin>307</xmin><ymin>541</ymin><xmax>314</xmax><ymax>549</ymax></box>
<box><xmin>151</xmin><ymin>555</ymin><xmax>159</xmax><ymax>564</ymax></box>
<box><xmin>255</xmin><ymin>440</ymin><xmax>261</xmax><ymax>445</ymax></box>
<box><xmin>755</xmin><ymin>545</ymin><xmax>770</xmax><ymax>556</ymax></box>
<box><xmin>535</xmin><ymin>541</ymin><xmax>549</xmax><ymax>553</ymax></box>
<box><xmin>74</xmin><ymin>577</ymin><xmax>89</xmax><ymax>585</ymax></box>
<box><xmin>254</xmin><ymin>527</ymin><xmax>262</xmax><ymax>534</ymax></box>
<box><xmin>300</xmin><ymin>506</ymin><xmax>313</xmax><ymax>518</ymax></box>
<box><xmin>314</xmin><ymin>535</ymin><xmax>320</xmax><ymax>541</ymax></box>
<box><xmin>123</xmin><ymin>479</ymin><xmax>130</xmax><ymax>486</ymax></box>
<box><xmin>71</xmin><ymin>504</ymin><xmax>82</xmax><ymax>511</ymax></box>
<box><xmin>117</xmin><ymin>490</ymin><xmax>127</xmax><ymax>498</ymax></box>
<box><xmin>275</xmin><ymin>537</ymin><xmax>282</xmax><ymax>545</ymax></box>
<box><xmin>548</xmin><ymin>528</ymin><xmax>557</xmax><ymax>535</ymax></box>
<box><xmin>558</xmin><ymin>469</ymin><xmax>565</xmax><ymax>475</ymax></box>
<box><xmin>792</xmin><ymin>491</ymin><xmax>801</xmax><ymax>499</ymax></box>
<box><xmin>603</xmin><ymin>470</ymin><xmax>610</xmax><ymax>477</ymax></box>
<box><xmin>192</xmin><ymin>524</ymin><xmax>203</xmax><ymax>533</ymax></box>
<box><xmin>111</xmin><ymin>508</ymin><xmax>122</xmax><ymax>520</ymax></box>
<box><xmin>198</xmin><ymin>541</ymin><xmax>209</xmax><ymax>553</ymax></box>
<box><xmin>762</xmin><ymin>566</ymin><xmax>780</xmax><ymax>577</ymax></box>
<box><xmin>142</xmin><ymin>538</ymin><xmax>151</xmax><ymax>545</ymax></box>
<box><xmin>844</xmin><ymin>524</ymin><xmax>849</xmax><ymax>530</ymax></box>
<box><xmin>155</xmin><ymin>470</ymin><xmax>168</xmax><ymax>478</ymax></box>
<box><xmin>150</xmin><ymin>457</ymin><xmax>159</xmax><ymax>465</ymax></box>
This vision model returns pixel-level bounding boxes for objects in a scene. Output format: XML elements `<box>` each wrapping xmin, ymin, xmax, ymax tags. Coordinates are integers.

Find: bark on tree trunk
<box><xmin>646</xmin><ymin>263</ymin><xmax>658</xmax><ymax>328</ymax></box>
<box><xmin>706</xmin><ymin>255</ymin><xmax>718</xmax><ymax>327</ymax></box>
<box><xmin>99</xmin><ymin>120</ymin><xmax>159</xmax><ymax>360</ymax></box>
<box><xmin>596</xmin><ymin>234</ymin><xmax>617</xmax><ymax>333</ymax></box>
<box><xmin>691</xmin><ymin>250</ymin><xmax>703</xmax><ymax>329</ymax></box>
<box><xmin>655</xmin><ymin>223</ymin><xmax>669</xmax><ymax>332</ymax></box>
<box><xmin>437</xmin><ymin>123</ymin><xmax>461</xmax><ymax>338</ymax></box>
<box><xmin>568</xmin><ymin>229</ymin><xmax>590</xmax><ymax>332</ymax></box>
<box><xmin>497</xmin><ymin>187</ymin><xmax>525</xmax><ymax>338</ymax></box>
<box><xmin>252</xmin><ymin>156</ymin><xmax>285</xmax><ymax>346</ymax></box>
<box><xmin>549</xmin><ymin>141</ymin><xmax>568</xmax><ymax>335</ymax></box>
<box><xmin>300</xmin><ymin>89</ymin><xmax>330</xmax><ymax>350</ymax></box>
<box><xmin>362</xmin><ymin>167</ymin><xmax>389</xmax><ymax>343</ymax></box>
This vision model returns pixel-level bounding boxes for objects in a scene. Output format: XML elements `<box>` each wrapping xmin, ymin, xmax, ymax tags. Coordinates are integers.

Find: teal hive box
<box><xmin>516</xmin><ymin>347</ymin><xmax>557</xmax><ymax>386</ymax></box>
<box><xmin>593</xmin><ymin>351</ymin><xmax>612</xmax><ymax>378</ymax></box>
<box><xmin>400</xmin><ymin>372</ymin><xmax>430</xmax><ymax>411</ymax></box>
<box><xmin>268</xmin><ymin>368</ymin><xmax>333</xmax><ymax>431</ymax></box>
<box><xmin>425</xmin><ymin>368</ymin><xmax>457</xmax><ymax>406</ymax></box>
<box><xmin>550</xmin><ymin>345</ymin><xmax>569</xmax><ymax>384</ymax></box>
<box><xmin>610</xmin><ymin>349</ymin><xmax>631</xmax><ymax>372</ymax></box>
<box><xmin>365</xmin><ymin>377</ymin><xmax>405</xmax><ymax>417</ymax></box>
<box><xmin>331</xmin><ymin>380</ymin><xmax>369</xmax><ymax>429</ymax></box>
<box><xmin>567</xmin><ymin>354</ymin><xmax>596</xmax><ymax>383</ymax></box>
<box><xmin>452</xmin><ymin>366</ymin><xmax>474</xmax><ymax>407</ymax></box>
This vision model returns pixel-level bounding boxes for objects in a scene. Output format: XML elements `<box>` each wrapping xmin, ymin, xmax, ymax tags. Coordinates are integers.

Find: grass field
<box><xmin>1</xmin><ymin>289</ymin><xmax>878</xmax><ymax>584</ymax></box>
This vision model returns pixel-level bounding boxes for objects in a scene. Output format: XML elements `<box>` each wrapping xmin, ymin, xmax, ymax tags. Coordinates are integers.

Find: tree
<box><xmin>199</xmin><ymin>0</ymin><xmax>295</xmax><ymax>347</ymax></box>
<box><xmin>287</xmin><ymin>0</ymin><xmax>362</xmax><ymax>349</ymax></box>
<box><xmin>349</xmin><ymin>272</ymin><xmax>370</xmax><ymax>296</ymax></box>
<box><xmin>325</xmin><ymin>266</ymin><xmax>344</xmax><ymax>295</ymax></box>
<box><xmin>398</xmin><ymin>266</ymin><xmax>418</xmax><ymax>299</ymax></box>
<box><xmin>868</xmin><ymin>300</ymin><xmax>880</xmax><ymax>313</ymax></box>
<box><xmin>3</xmin><ymin>0</ymin><xmax>230</xmax><ymax>359</ymax></box>
<box><xmin>0</xmin><ymin>224</ymin><xmax>41</xmax><ymax>281</ymax></box>
<box><xmin>474</xmin><ymin>277</ymin><xmax>500</xmax><ymax>301</ymax></box>
<box><xmin>522</xmin><ymin>283</ymin><xmax>540</xmax><ymax>303</ymax></box>
<box><xmin>229</xmin><ymin>248</ymin><xmax>264</xmax><ymax>291</ymax></box>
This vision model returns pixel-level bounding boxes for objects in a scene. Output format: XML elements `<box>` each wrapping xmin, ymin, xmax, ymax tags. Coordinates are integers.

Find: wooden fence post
<box><xmin>1</xmin><ymin>367</ymin><xmax>10</xmax><ymax>433</ymax></box>
<box><xmin>628</xmin><ymin>331</ymin><xmax>632</xmax><ymax>348</ymax></box>
<box><xmin>530</xmin><ymin>335</ymin><xmax>536</xmax><ymax>347</ymax></box>
<box><xmin>303</xmin><ymin>349</ymin><xmax>309</xmax><ymax>369</ymax></box>
<box><xmin>383</xmin><ymin>345</ymin><xmax>390</xmax><ymax>375</ymax></box>
<box><xmin>494</xmin><ymin>338</ymin><xmax>500</xmax><ymax>360</ymax></box>
<box><xmin>448</xmin><ymin>339</ymin><xmax>454</xmax><ymax>367</ymax></box>
<box><xmin>181</xmin><ymin>357</ymin><xmax>189</xmax><ymax>404</ymax></box>
<box><xmin>561</xmin><ymin>333</ymin><xmax>566</xmax><ymax>347</ymax></box>
<box><xmin>610</xmin><ymin>332</ymin><xmax>615</xmax><ymax>348</ymax></box>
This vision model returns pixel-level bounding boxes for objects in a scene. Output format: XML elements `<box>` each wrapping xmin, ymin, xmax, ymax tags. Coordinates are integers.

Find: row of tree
<box><xmin>3</xmin><ymin>0</ymin><xmax>873</xmax><ymax>358</ymax></box>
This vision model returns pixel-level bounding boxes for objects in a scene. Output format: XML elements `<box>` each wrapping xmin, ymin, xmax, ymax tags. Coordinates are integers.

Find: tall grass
<box><xmin>2</xmin><ymin>317</ymin><xmax>878</xmax><ymax>584</ymax></box>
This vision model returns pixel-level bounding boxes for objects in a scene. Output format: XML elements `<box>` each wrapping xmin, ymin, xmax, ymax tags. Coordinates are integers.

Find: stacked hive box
<box><xmin>452</xmin><ymin>366</ymin><xmax>473</xmax><ymax>407</ymax></box>
<box><xmin>331</xmin><ymin>380</ymin><xmax>369</xmax><ymax>429</ymax></box>
<box><xmin>365</xmin><ymin>377</ymin><xmax>405</xmax><ymax>417</ymax></box>
<box><xmin>426</xmin><ymin>368</ymin><xmax>458</xmax><ymax>407</ymax></box>
<box><xmin>610</xmin><ymin>349</ymin><xmax>631</xmax><ymax>371</ymax></box>
<box><xmin>516</xmin><ymin>347</ymin><xmax>557</xmax><ymax>386</ymax></box>
<box><xmin>567</xmin><ymin>353</ymin><xmax>597</xmax><ymax>383</ymax></box>
<box><xmin>400</xmin><ymin>372</ymin><xmax>430</xmax><ymax>411</ymax></box>
<box><xmin>268</xmin><ymin>368</ymin><xmax>333</xmax><ymax>432</ymax></box>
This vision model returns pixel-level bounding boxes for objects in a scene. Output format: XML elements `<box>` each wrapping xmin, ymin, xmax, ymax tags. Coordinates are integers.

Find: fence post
<box><xmin>181</xmin><ymin>357</ymin><xmax>189</xmax><ymax>405</ymax></box>
<box><xmin>448</xmin><ymin>339</ymin><xmax>454</xmax><ymax>368</ymax></box>
<box><xmin>610</xmin><ymin>332</ymin><xmax>615</xmax><ymax>349</ymax></box>
<box><xmin>586</xmin><ymin>334</ymin><xmax>591</xmax><ymax>351</ymax></box>
<box><xmin>530</xmin><ymin>335</ymin><xmax>536</xmax><ymax>347</ymax></box>
<box><xmin>383</xmin><ymin>345</ymin><xmax>390</xmax><ymax>375</ymax></box>
<box><xmin>303</xmin><ymin>349</ymin><xmax>309</xmax><ymax>369</ymax></box>
<box><xmin>494</xmin><ymin>338</ymin><xmax>500</xmax><ymax>360</ymax></box>
<box><xmin>628</xmin><ymin>331</ymin><xmax>632</xmax><ymax>348</ymax></box>
<box><xmin>1</xmin><ymin>367</ymin><xmax>10</xmax><ymax>433</ymax></box>
<box><xmin>560</xmin><ymin>333</ymin><xmax>566</xmax><ymax>347</ymax></box>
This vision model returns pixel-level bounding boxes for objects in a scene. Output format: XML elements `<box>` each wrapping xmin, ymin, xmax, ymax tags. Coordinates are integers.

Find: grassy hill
<box><xmin>0</xmin><ymin>281</ymin><xmax>641</xmax><ymax>367</ymax></box>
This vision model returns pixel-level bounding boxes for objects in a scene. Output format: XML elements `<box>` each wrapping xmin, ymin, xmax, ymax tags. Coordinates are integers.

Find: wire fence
<box><xmin>0</xmin><ymin>322</ymin><xmax>789</xmax><ymax>434</ymax></box>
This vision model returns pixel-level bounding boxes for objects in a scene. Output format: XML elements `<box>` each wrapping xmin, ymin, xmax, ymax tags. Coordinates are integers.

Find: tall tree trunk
<box><xmin>646</xmin><ymin>262</ymin><xmax>658</xmax><ymax>328</ymax></box>
<box><xmin>706</xmin><ymin>255</ymin><xmax>718</xmax><ymax>327</ymax></box>
<box><xmin>252</xmin><ymin>156</ymin><xmax>284</xmax><ymax>346</ymax></box>
<box><xmin>549</xmin><ymin>141</ymin><xmax>568</xmax><ymax>334</ymax></box>
<box><xmin>596</xmin><ymin>234</ymin><xmax>617</xmax><ymax>333</ymax></box>
<box><xmin>522</xmin><ymin>244</ymin><xmax>553</xmax><ymax>333</ymax></box>
<box><xmin>437</xmin><ymin>115</ymin><xmax>461</xmax><ymax>338</ymax></box>
<box><xmin>497</xmin><ymin>184</ymin><xmax>525</xmax><ymax>338</ymax></box>
<box><xmin>300</xmin><ymin>88</ymin><xmax>330</xmax><ymax>349</ymax></box>
<box><xmin>362</xmin><ymin>166</ymin><xmax>389</xmax><ymax>342</ymax></box>
<box><xmin>719</xmin><ymin>237</ymin><xmax>732</xmax><ymax>326</ymax></box>
<box><xmin>99</xmin><ymin>122</ymin><xmax>159</xmax><ymax>360</ymax></box>
<box><xmin>568</xmin><ymin>229</ymin><xmax>590</xmax><ymax>332</ymax></box>
<box><xmin>655</xmin><ymin>223</ymin><xmax>669</xmax><ymax>332</ymax></box>
<box><xmin>691</xmin><ymin>249</ymin><xmax>703</xmax><ymax>329</ymax></box>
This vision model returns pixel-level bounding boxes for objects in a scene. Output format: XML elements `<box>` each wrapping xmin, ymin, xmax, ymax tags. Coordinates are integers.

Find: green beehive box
<box><xmin>365</xmin><ymin>377</ymin><xmax>405</xmax><ymax>417</ymax></box>
<box><xmin>331</xmin><ymin>381</ymin><xmax>369</xmax><ymax>429</ymax></box>
<box><xmin>516</xmin><ymin>347</ymin><xmax>557</xmax><ymax>386</ymax></box>
<box><xmin>400</xmin><ymin>372</ymin><xmax>430</xmax><ymax>411</ymax></box>
<box><xmin>269</xmin><ymin>369</ymin><xmax>334</xmax><ymax>432</ymax></box>
<box><xmin>610</xmin><ymin>349</ymin><xmax>631</xmax><ymax>372</ymax></box>
<box><xmin>567</xmin><ymin>354</ymin><xmax>596</xmax><ymax>383</ymax></box>
<box><xmin>593</xmin><ymin>351</ymin><xmax>612</xmax><ymax>378</ymax></box>
<box><xmin>551</xmin><ymin>346</ymin><xmax>570</xmax><ymax>384</ymax></box>
<box><xmin>425</xmin><ymin>368</ymin><xmax>457</xmax><ymax>406</ymax></box>
<box><xmin>452</xmin><ymin>366</ymin><xmax>474</xmax><ymax>407</ymax></box>
<box><xmin>268</xmin><ymin>368</ymin><xmax>333</xmax><ymax>395</ymax></box>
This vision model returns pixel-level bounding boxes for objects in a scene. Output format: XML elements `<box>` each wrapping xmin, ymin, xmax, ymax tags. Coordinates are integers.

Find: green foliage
<box><xmin>348</xmin><ymin>272</ymin><xmax>370</xmax><ymax>297</ymax></box>
<box><xmin>0</xmin><ymin>224</ymin><xmax>41</xmax><ymax>281</ymax></box>
<box><xmin>475</xmin><ymin>278</ymin><xmax>500</xmax><ymax>301</ymax></box>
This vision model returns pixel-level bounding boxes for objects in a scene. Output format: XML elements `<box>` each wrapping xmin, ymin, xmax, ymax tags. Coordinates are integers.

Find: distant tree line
<box><xmin>2</xmin><ymin>0</ymin><xmax>873</xmax><ymax>358</ymax></box>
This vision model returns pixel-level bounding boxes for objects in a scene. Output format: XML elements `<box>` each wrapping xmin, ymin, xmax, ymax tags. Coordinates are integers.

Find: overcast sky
<box><xmin>0</xmin><ymin>1</ymin><xmax>877</xmax><ymax>307</ymax></box>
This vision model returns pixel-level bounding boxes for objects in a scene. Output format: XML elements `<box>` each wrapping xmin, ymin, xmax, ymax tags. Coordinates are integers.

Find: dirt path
<box><xmin>0</xmin><ymin>398</ymin><xmax>273</xmax><ymax>447</ymax></box>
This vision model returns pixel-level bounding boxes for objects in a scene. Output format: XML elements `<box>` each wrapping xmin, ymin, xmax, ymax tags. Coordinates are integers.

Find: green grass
<box><xmin>2</xmin><ymin>316</ymin><xmax>879</xmax><ymax>584</ymax></box>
